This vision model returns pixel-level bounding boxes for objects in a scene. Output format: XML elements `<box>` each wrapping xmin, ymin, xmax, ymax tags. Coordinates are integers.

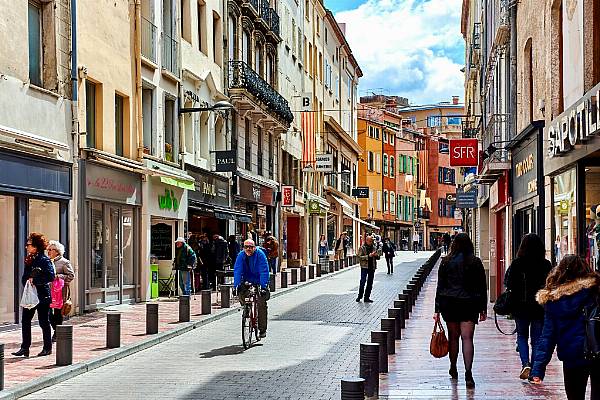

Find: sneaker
<box><xmin>364</xmin><ymin>298</ymin><xmax>374</xmax><ymax>303</ymax></box>
<box><xmin>519</xmin><ymin>365</ymin><xmax>531</xmax><ymax>380</ymax></box>
<box><xmin>259</xmin><ymin>331</ymin><xmax>267</xmax><ymax>339</ymax></box>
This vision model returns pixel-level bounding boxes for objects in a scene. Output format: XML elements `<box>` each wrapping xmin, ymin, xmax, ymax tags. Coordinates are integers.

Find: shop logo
<box><xmin>202</xmin><ymin>182</ymin><xmax>216</xmax><ymax>197</ymax></box>
<box><xmin>158</xmin><ymin>189</ymin><xmax>179</xmax><ymax>212</ymax></box>
<box><xmin>515</xmin><ymin>154</ymin><xmax>535</xmax><ymax>177</ymax></box>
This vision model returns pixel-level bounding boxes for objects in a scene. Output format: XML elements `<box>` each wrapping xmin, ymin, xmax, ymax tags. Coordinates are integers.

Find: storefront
<box><xmin>281</xmin><ymin>193</ymin><xmax>305</xmax><ymax>267</ymax></box>
<box><xmin>510</xmin><ymin>121</ymin><xmax>545</xmax><ymax>256</ymax></box>
<box><xmin>80</xmin><ymin>161</ymin><xmax>141</xmax><ymax>311</ymax></box>
<box><xmin>0</xmin><ymin>149</ymin><xmax>71</xmax><ymax>327</ymax></box>
<box><xmin>545</xmin><ymin>81</ymin><xmax>600</xmax><ymax>270</ymax></box>
<box><xmin>489</xmin><ymin>172</ymin><xmax>509</xmax><ymax>300</ymax></box>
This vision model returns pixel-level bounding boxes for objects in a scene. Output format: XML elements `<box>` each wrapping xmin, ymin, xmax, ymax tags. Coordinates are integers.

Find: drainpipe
<box><xmin>134</xmin><ymin>0</ymin><xmax>143</xmax><ymax>160</ymax></box>
<box><xmin>509</xmin><ymin>0</ymin><xmax>517</xmax><ymax>138</ymax></box>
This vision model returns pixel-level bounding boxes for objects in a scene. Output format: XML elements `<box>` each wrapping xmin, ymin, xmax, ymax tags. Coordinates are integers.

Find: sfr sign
<box><xmin>449</xmin><ymin>139</ymin><xmax>479</xmax><ymax>167</ymax></box>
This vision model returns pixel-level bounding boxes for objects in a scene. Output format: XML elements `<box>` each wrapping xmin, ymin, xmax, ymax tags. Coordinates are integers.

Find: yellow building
<box><xmin>357</xmin><ymin>110</ymin><xmax>384</xmax><ymax>227</ymax></box>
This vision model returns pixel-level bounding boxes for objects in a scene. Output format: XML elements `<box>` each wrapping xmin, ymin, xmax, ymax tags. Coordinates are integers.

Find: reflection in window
<box><xmin>29</xmin><ymin>199</ymin><xmax>59</xmax><ymax>242</ymax></box>
<box><xmin>553</xmin><ymin>168</ymin><xmax>577</xmax><ymax>264</ymax></box>
<box><xmin>0</xmin><ymin>196</ymin><xmax>15</xmax><ymax>324</ymax></box>
<box><xmin>584</xmin><ymin>167</ymin><xmax>600</xmax><ymax>271</ymax></box>
<box><xmin>91</xmin><ymin>202</ymin><xmax>104</xmax><ymax>288</ymax></box>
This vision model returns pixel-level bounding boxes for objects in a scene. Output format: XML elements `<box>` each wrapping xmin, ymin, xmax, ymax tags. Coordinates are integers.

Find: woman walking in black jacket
<box><xmin>12</xmin><ymin>232</ymin><xmax>55</xmax><ymax>357</ymax></box>
<box><xmin>433</xmin><ymin>233</ymin><xmax>487</xmax><ymax>388</ymax></box>
<box><xmin>504</xmin><ymin>233</ymin><xmax>552</xmax><ymax>380</ymax></box>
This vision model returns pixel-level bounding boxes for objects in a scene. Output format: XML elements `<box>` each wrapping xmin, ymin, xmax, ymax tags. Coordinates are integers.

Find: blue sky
<box><xmin>328</xmin><ymin>0</ymin><xmax>465</xmax><ymax>105</ymax></box>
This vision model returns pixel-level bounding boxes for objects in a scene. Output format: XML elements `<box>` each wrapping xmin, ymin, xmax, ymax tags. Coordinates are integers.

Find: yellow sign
<box><xmin>516</xmin><ymin>154</ymin><xmax>534</xmax><ymax>177</ymax></box>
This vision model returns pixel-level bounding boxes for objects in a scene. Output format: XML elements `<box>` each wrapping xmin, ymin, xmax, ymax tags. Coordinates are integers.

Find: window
<box><xmin>228</xmin><ymin>15</ymin><xmax>237</xmax><ymax>61</ymax></box>
<box><xmin>383</xmin><ymin>190</ymin><xmax>388</xmax><ymax>212</ymax></box>
<box><xmin>198</xmin><ymin>2</ymin><xmax>207</xmax><ymax>54</ymax></box>
<box><xmin>438</xmin><ymin>167</ymin><xmax>456</xmax><ymax>185</ymax></box>
<box><xmin>397</xmin><ymin>195</ymin><xmax>403</xmax><ymax>220</ymax></box>
<box><xmin>242</xmin><ymin>30</ymin><xmax>250</xmax><ymax>64</ymax></box>
<box><xmin>212</xmin><ymin>11</ymin><xmax>222</xmax><ymax>66</ymax></box>
<box><xmin>341</xmin><ymin>157</ymin><xmax>351</xmax><ymax>195</ymax></box>
<box><xmin>318</xmin><ymin>52</ymin><xmax>323</xmax><ymax>82</ymax></box>
<box><xmin>305</xmin><ymin>0</ymin><xmax>310</xmax><ymax>20</ymax></box>
<box><xmin>142</xmin><ymin>87</ymin><xmax>155</xmax><ymax>155</ymax></box>
<box><xmin>115</xmin><ymin>94</ymin><xmax>124</xmax><ymax>157</ymax></box>
<box><xmin>164</xmin><ymin>97</ymin><xmax>177</xmax><ymax>162</ymax></box>
<box><xmin>376</xmin><ymin>153</ymin><xmax>381</xmax><ymax>173</ymax></box>
<box><xmin>427</xmin><ymin>116</ymin><xmax>442</xmax><ymax>127</ymax></box>
<box><xmin>390</xmin><ymin>156</ymin><xmax>395</xmax><ymax>177</ymax></box>
<box><xmin>181</xmin><ymin>0</ymin><xmax>191</xmax><ymax>42</ymax></box>
<box><xmin>266</xmin><ymin>54</ymin><xmax>274</xmax><ymax>86</ymax></box>
<box><xmin>383</xmin><ymin>130</ymin><xmax>388</xmax><ymax>143</ymax></box>
<box><xmin>390</xmin><ymin>133</ymin><xmax>394</xmax><ymax>145</ymax></box>
<box><xmin>85</xmin><ymin>80</ymin><xmax>98</xmax><ymax>148</ymax></box>
<box><xmin>28</xmin><ymin>1</ymin><xmax>42</xmax><ymax>86</ymax></box>
<box><xmin>268</xmin><ymin>132</ymin><xmax>274</xmax><ymax>179</ymax></box>
<box><xmin>390</xmin><ymin>192</ymin><xmax>395</xmax><ymax>215</ymax></box>
<box><xmin>257</xmin><ymin>126</ymin><xmax>263</xmax><ymax>176</ymax></box>
<box><xmin>368</xmin><ymin>151</ymin><xmax>374</xmax><ymax>171</ymax></box>
<box><xmin>255</xmin><ymin>42</ymin><xmax>263</xmax><ymax>77</ymax></box>
<box><xmin>383</xmin><ymin>154</ymin><xmax>388</xmax><ymax>176</ymax></box>
<box><xmin>375</xmin><ymin>128</ymin><xmax>380</xmax><ymax>140</ymax></box>
<box><xmin>325</xmin><ymin>27</ymin><xmax>328</xmax><ymax>44</ymax></box>
<box><xmin>377</xmin><ymin>191</ymin><xmax>382</xmax><ymax>211</ymax></box>
<box><xmin>244</xmin><ymin>118</ymin><xmax>251</xmax><ymax>170</ymax></box>
<box><xmin>369</xmin><ymin>189</ymin><xmax>374</xmax><ymax>212</ymax></box>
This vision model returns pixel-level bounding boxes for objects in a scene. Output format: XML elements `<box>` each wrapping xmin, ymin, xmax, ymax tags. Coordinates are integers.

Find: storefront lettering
<box><xmin>252</xmin><ymin>184</ymin><xmax>261</xmax><ymax>202</ymax></box>
<box><xmin>202</xmin><ymin>182</ymin><xmax>216</xmax><ymax>197</ymax></box>
<box><xmin>515</xmin><ymin>154</ymin><xmax>534</xmax><ymax>177</ymax></box>
<box><xmin>87</xmin><ymin>177</ymin><xmax>136</xmax><ymax>196</ymax></box>
<box><xmin>548</xmin><ymin>86</ymin><xmax>600</xmax><ymax>157</ymax></box>
<box><xmin>527</xmin><ymin>179</ymin><xmax>537</xmax><ymax>194</ymax></box>
<box><xmin>158</xmin><ymin>189</ymin><xmax>179</xmax><ymax>212</ymax></box>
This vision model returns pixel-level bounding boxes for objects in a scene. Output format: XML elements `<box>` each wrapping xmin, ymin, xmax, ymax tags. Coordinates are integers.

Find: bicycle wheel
<box><xmin>242</xmin><ymin>304</ymin><xmax>253</xmax><ymax>349</ymax></box>
<box><xmin>253</xmin><ymin>301</ymin><xmax>260</xmax><ymax>341</ymax></box>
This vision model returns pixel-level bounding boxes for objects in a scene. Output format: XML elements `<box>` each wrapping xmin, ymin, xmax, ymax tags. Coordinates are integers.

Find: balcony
<box><xmin>228</xmin><ymin>60</ymin><xmax>294</xmax><ymax>125</ymax></box>
<box><xmin>241</xmin><ymin>0</ymin><xmax>259</xmax><ymax>16</ymax></box>
<box><xmin>417</xmin><ymin>208</ymin><xmax>431</xmax><ymax>220</ymax></box>
<box><xmin>141</xmin><ymin>16</ymin><xmax>157</xmax><ymax>63</ymax></box>
<box><xmin>478</xmin><ymin>113</ymin><xmax>511</xmax><ymax>184</ymax></box>
<box><xmin>162</xmin><ymin>32</ymin><xmax>179</xmax><ymax>76</ymax></box>
<box><xmin>269</xmin><ymin>8</ymin><xmax>280</xmax><ymax>36</ymax></box>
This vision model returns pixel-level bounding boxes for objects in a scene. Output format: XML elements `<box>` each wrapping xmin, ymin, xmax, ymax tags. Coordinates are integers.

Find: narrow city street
<box><xmin>22</xmin><ymin>253</ymin><xmax>428</xmax><ymax>400</ymax></box>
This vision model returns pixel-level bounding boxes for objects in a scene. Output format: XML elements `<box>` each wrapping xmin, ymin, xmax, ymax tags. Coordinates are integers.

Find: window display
<box><xmin>584</xmin><ymin>167</ymin><xmax>600</xmax><ymax>271</ymax></box>
<box><xmin>553</xmin><ymin>168</ymin><xmax>577</xmax><ymax>263</ymax></box>
<box><xmin>0</xmin><ymin>196</ymin><xmax>14</xmax><ymax>325</ymax></box>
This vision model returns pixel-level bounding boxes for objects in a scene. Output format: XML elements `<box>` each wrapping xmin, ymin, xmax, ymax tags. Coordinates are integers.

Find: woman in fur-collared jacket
<box><xmin>530</xmin><ymin>255</ymin><xmax>600</xmax><ymax>400</ymax></box>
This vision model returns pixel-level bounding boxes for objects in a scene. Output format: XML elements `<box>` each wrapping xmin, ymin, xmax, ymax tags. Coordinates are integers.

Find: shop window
<box><xmin>0</xmin><ymin>196</ymin><xmax>15</xmax><ymax>325</ymax></box>
<box><xmin>29</xmin><ymin>199</ymin><xmax>59</xmax><ymax>242</ymax></box>
<box><xmin>584</xmin><ymin>166</ymin><xmax>600</xmax><ymax>270</ymax></box>
<box><xmin>553</xmin><ymin>167</ymin><xmax>577</xmax><ymax>264</ymax></box>
<box><xmin>91</xmin><ymin>202</ymin><xmax>104</xmax><ymax>289</ymax></box>
<box><xmin>122</xmin><ymin>208</ymin><xmax>134</xmax><ymax>285</ymax></box>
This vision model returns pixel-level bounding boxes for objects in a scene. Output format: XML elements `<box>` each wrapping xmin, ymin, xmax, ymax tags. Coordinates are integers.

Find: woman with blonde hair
<box><xmin>47</xmin><ymin>240</ymin><xmax>74</xmax><ymax>342</ymax></box>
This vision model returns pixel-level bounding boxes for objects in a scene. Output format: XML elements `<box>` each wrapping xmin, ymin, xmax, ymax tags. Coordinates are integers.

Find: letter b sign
<box><xmin>449</xmin><ymin>139</ymin><xmax>478</xmax><ymax>167</ymax></box>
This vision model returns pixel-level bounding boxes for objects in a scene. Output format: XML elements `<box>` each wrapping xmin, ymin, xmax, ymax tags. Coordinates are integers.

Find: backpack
<box><xmin>583</xmin><ymin>295</ymin><xmax>600</xmax><ymax>361</ymax></box>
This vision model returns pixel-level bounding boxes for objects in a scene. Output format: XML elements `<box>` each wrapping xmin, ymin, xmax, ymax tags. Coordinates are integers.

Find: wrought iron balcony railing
<box><xmin>483</xmin><ymin>113</ymin><xmax>510</xmax><ymax>163</ymax></box>
<box><xmin>141</xmin><ymin>16</ymin><xmax>157</xmax><ymax>63</ymax></box>
<box><xmin>247</xmin><ymin>0</ymin><xmax>258</xmax><ymax>12</ymax></box>
<box><xmin>162</xmin><ymin>32</ymin><xmax>179</xmax><ymax>76</ymax></box>
<box><xmin>259</xmin><ymin>0</ymin><xmax>270</xmax><ymax>22</ymax></box>
<box><xmin>228</xmin><ymin>60</ymin><xmax>294</xmax><ymax>125</ymax></box>
<box><xmin>269</xmin><ymin>8</ymin><xmax>280</xmax><ymax>36</ymax></box>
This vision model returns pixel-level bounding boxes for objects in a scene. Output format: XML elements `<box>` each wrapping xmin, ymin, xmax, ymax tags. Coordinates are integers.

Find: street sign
<box><xmin>450</xmin><ymin>139</ymin><xmax>479</xmax><ymax>167</ymax></box>
<box><xmin>214</xmin><ymin>150</ymin><xmax>237</xmax><ymax>172</ymax></box>
<box><xmin>352</xmin><ymin>187</ymin><xmax>370</xmax><ymax>198</ymax></box>
<box><xmin>446</xmin><ymin>193</ymin><xmax>457</xmax><ymax>204</ymax></box>
<box><xmin>456</xmin><ymin>188</ymin><xmax>478</xmax><ymax>208</ymax></box>
<box><xmin>315</xmin><ymin>153</ymin><xmax>333</xmax><ymax>172</ymax></box>
<box><xmin>281</xmin><ymin>185</ymin><xmax>295</xmax><ymax>207</ymax></box>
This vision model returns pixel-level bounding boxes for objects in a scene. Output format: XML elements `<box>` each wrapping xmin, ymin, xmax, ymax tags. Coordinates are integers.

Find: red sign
<box><xmin>281</xmin><ymin>185</ymin><xmax>295</xmax><ymax>207</ymax></box>
<box><xmin>449</xmin><ymin>139</ymin><xmax>479</xmax><ymax>167</ymax></box>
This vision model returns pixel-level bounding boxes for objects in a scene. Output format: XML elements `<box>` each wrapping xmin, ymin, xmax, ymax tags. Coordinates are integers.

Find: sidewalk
<box><xmin>380</xmin><ymin>261</ymin><xmax>571</xmax><ymax>400</ymax></box>
<box><xmin>0</xmin><ymin>262</ymin><xmax>351</xmax><ymax>397</ymax></box>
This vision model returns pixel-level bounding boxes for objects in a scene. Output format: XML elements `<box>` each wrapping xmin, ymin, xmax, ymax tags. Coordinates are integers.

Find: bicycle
<box><xmin>240</xmin><ymin>282</ymin><xmax>260</xmax><ymax>349</ymax></box>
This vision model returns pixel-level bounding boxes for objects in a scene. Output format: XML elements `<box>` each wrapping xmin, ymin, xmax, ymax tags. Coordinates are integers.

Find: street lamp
<box><xmin>179</xmin><ymin>100</ymin><xmax>234</xmax><ymax>114</ymax></box>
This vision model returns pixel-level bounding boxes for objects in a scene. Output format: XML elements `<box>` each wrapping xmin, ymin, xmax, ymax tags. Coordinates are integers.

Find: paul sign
<box><xmin>449</xmin><ymin>139</ymin><xmax>478</xmax><ymax>167</ymax></box>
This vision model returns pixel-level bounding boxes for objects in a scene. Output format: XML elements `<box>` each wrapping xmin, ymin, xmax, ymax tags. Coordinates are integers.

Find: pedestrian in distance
<box><xmin>412</xmin><ymin>231</ymin><xmax>420</xmax><ymax>253</ymax></box>
<box><xmin>13</xmin><ymin>232</ymin><xmax>55</xmax><ymax>358</ymax></box>
<box><xmin>504</xmin><ymin>233</ymin><xmax>552</xmax><ymax>380</ymax></box>
<box><xmin>443</xmin><ymin>232</ymin><xmax>451</xmax><ymax>254</ymax></box>
<box><xmin>233</xmin><ymin>239</ymin><xmax>271</xmax><ymax>338</ymax></box>
<box><xmin>335</xmin><ymin>232</ymin><xmax>348</xmax><ymax>260</ymax></box>
<box><xmin>47</xmin><ymin>240</ymin><xmax>74</xmax><ymax>343</ymax></box>
<box><xmin>356</xmin><ymin>235</ymin><xmax>382</xmax><ymax>303</ymax></box>
<box><xmin>530</xmin><ymin>255</ymin><xmax>600</xmax><ymax>399</ymax></box>
<box><xmin>433</xmin><ymin>233</ymin><xmax>487</xmax><ymax>388</ymax></box>
<box><xmin>211</xmin><ymin>234</ymin><xmax>228</xmax><ymax>290</ymax></box>
<box><xmin>197</xmin><ymin>233</ymin><xmax>210</xmax><ymax>290</ymax></box>
<box><xmin>262</xmin><ymin>232</ymin><xmax>279</xmax><ymax>276</ymax></box>
<box><xmin>382</xmin><ymin>237</ymin><xmax>396</xmax><ymax>274</ymax></box>
<box><xmin>319</xmin><ymin>234</ymin><xmax>328</xmax><ymax>257</ymax></box>
<box><xmin>227</xmin><ymin>234</ymin><xmax>240</xmax><ymax>266</ymax></box>
<box><xmin>173</xmin><ymin>237</ymin><xmax>197</xmax><ymax>296</ymax></box>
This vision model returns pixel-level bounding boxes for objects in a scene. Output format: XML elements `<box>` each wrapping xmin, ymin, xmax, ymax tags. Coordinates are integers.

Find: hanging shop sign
<box><xmin>237</xmin><ymin>177</ymin><xmax>274</xmax><ymax>206</ymax></box>
<box><xmin>352</xmin><ymin>187</ymin><xmax>370</xmax><ymax>198</ymax></box>
<box><xmin>446</xmin><ymin>193</ymin><xmax>457</xmax><ymax>204</ymax></box>
<box><xmin>315</xmin><ymin>153</ymin><xmax>334</xmax><ymax>172</ymax></box>
<box><xmin>449</xmin><ymin>139</ymin><xmax>479</xmax><ymax>167</ymax></box>
<box><xmin>308</xmin><ymin>199</ymin><xmax>324</xmax><ymax>215</ymax></box>
<box><xmin>214</xmin><ymin>150</ymin><xmax>237</xmax><ymax>172</ymax></box>
<box><xmin>456</xmin><ymin>188</ymin><xmax>478</xmax><ymax>208</ymax></box>
<box><xmin>281</xmin><ymin>185</ymin><xmax>295</xmax><ymax>207</ymax></box>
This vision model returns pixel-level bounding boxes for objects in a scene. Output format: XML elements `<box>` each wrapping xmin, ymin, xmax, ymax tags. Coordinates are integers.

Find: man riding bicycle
<box><xmin>234</xmin><ymin>239</ymin><xmax>270</xmax><ymax>338</ymax></box>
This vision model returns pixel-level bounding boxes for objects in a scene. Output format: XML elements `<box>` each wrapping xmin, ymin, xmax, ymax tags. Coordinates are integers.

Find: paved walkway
<box><xmin>380</xmin><ymin>260</ymin><xmax>572</xmax><ymax>400</ymax></box>
<box><xmin>21</xmin><ymin>252</ymin><xmax>430</xmax><ymax>400</ymax></box>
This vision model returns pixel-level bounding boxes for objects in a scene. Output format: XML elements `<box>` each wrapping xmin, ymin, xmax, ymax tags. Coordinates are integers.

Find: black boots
<box><xmin>465</xmin><ymin>370</ymin><xmax>475</xmax><ymax>388</ymax></box>
<box><xmin>12</xmin><ymin>348</ymin><xmax>29</xmax><ymax>357</ymax></box>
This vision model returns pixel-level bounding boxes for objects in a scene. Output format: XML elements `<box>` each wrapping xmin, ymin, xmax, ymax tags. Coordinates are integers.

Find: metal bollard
<box><xmin>179</xmin><ymin>295</ymin><xmax>191</xmax><ymax>322</ymax></box>
<box><xmin>106</xmin><ymin>313</ymin><xmax>121</xmax><ymax>349</ymax></box>
<box><xmin>220</xmin><ymin>285</ymin><xmax>231</xmax><ymax>308</ymax></box>
<box><xmin>55</xmin><ymin>325</ymin><xmax>73</xmax><ymax>366</ymax></box>
<box><xmin>407</xmin><ymin>284</ymin><xmax>417</xmax><ymax>304</ymax></box>
<box><xmin>300</xmin><ymin>266</ymin><xmax>307</xmax><ymax>282</ymax></box>
<box><xmin>399</xmin><ymin>293</ymin><xmax>412</xmax><ymax>314</ymax></box>
<box><xmin>393</xmin><ymin>300</ymin><xmax>407</xmax><ymax>327</ymax></box>
<box><xmin>0</xmin><ymin>343</ymin><xmax>3</xmax><ymax>391</ymax></box>
<box><xmin>308</xmin><ymin>264</ymin><xmax>315</xmax><ymax>279</ymax></box>
<box><xmin>370</xmin><ymin>331</ymin><xmax>389</xmax><ymax>373</ymax></box>
<box><xmin>388</xmin><ymin>308</ymin><xmax>403</xmax><ymax>340</ymax></box>
<box><xmin>291</xmin><ymin>268</ymin><xmax>298</xmax><ymax>285</ymax></box>
<box><xmin>201</xmin><ymin>290</ymin><xmax>212</xmax><ymax>315</ymax></box>
<box><xmin>334</xmin><ymin>259</ymin><xmax>340</xmax><ymax>271</ymax></box>
<box><xmin>359</xmin><ymin>343</ymin><xmax>380</xmax><ymax>398</ymax></box>
<box><xmin>316</xmin><ymin>263</ymin><xmax>322</xmax><ymax>277</ymax></box>
<box><xmin>381</xmin><ymin>318</ymin><xmax>396</xmax><ymax>354</ymax></box>
<box><xmin>402</xmin><ymin>290</ymin><xmax>413</xmax><ymax>310</ymax></box>
<box><xmin>269</xmin><ymin>274</ymin><xmax>276</xmax><ymax>292</ymax></box>
<box><xmin>146</xmin><ymin>303</ymin><xmax>159</xmax><ymax>334</ymax></box>
<box><xmin>281</xmin><ymin>271</ymin><xmax>288</xmax><ymax>288</ymax></box>
<box><xmin>340</xmin><ymin>377</ymin><xmax>365</xmax><ymax>400</ymax></box>
<box><xmin>328</xmin><ymin>260</ymin><xmax>334</xmax><ymax>273</ymax></box>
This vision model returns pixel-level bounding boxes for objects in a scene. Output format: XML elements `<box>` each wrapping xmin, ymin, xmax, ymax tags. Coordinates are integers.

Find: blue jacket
<box><xmin>233</xmin><ymin>249</ymin><xmax>270</xmax><ymax>289</ymax></box>
<box><xmin>531</xmin><ymin>276</ymin><xmax>600</xmax><ymax>379</ymax></box>
<box><xmin>22</xmin><ymin>252</ymin><xmax>55</xmax><ymax>305</ymax></box>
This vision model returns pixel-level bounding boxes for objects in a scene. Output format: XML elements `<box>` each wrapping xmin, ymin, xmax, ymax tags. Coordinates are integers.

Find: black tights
<box><xmin>447</xmin><ymin>321</ymin><xmax>475</xmax><ymax>372</ymax></box>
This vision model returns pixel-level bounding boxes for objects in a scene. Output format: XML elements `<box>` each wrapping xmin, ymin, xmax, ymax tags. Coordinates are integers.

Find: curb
<box><xmin>0</xmin><ymin>263</ymin><xmax>360</xmax><ymax>400</ymax></box>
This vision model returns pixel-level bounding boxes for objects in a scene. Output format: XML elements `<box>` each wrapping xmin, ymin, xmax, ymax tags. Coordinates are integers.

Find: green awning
<box><xmin>159</xmin><ymin>176</ymin><xmax>195</xmax><ymax>191</ymax></box>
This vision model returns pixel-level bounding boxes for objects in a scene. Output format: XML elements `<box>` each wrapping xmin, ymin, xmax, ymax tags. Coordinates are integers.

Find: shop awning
<box><xmin>213</xmin><ymin>206</ymin><xmax>252</xmax><ymax>223</ymax></box>
<box><xmin>346</xmin><ymin>213</ymin><xmax>380</xmax><ymax>230</ymax></box>
<box><xmin>332</xmin><ymin>195</ymin><xmax>354</xmax><ymax>217</ymax></box>
<box><xmin>159</xmin><ymin>176</ymin><xmax>195</xmax><ymax>190</ymax></box>
<box><xmin>144</xmin><ymin>159</ymin><xmax>196</xmax><ymax>191</ymax></box>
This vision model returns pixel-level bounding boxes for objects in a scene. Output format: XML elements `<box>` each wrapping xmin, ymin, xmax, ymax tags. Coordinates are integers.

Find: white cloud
<box><xmin>335</xmin><ymin>0</ymin><xmax>465</xmax><ymax>105</ymax></box>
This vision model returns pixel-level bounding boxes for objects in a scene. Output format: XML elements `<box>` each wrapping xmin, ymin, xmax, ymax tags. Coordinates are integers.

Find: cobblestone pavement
<box><xmin>23</xmin><ymin>252</ymin><xmax>429</xmax><ymax>400</ymax></box>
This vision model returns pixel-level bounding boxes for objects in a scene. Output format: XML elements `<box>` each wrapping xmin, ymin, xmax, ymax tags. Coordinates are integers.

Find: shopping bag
<box><xmin>50</xmin><ymin>277</ymin><xmax>65</xmax><ymax>309</ymax></box>
<box><xmin>20</xmin><ymin>281</ymin><xmax>39</xmax><ymax>309</ymax></box>
<box><xmin>430</xmin><ymin>319</ymin><xmax>449</xmax><ymax>358</ymax></box>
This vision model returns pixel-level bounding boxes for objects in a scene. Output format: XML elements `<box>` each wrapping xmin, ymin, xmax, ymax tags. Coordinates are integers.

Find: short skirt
<box><xmin>438</xmin><ymin>296</ymin><xmax>481</xmax><ymax>324</ymax></box>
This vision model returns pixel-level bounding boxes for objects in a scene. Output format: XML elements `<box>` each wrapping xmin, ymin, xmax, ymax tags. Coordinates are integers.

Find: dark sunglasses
<box><xmin>244</xmin><ymin>245</ymin><xmax>255</xmax><ymax>249</ymax></box>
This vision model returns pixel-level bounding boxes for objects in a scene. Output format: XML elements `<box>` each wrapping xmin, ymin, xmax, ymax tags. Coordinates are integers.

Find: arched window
<box><xmin>242</xmin><ymin>30</ymin><xmax>250</xmax><ymax>65</ymax></box>
<box><xmin>255</xmin><ymin>42</ymin><xmax>263</xmax><ymax>77</ymax></box>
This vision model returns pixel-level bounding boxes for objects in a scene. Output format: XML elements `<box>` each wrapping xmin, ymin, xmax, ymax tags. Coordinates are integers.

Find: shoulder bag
<box><xmin>430</xmin><ymin>319</ymin><xmax>449</xmax><ymax>358</ymax></box>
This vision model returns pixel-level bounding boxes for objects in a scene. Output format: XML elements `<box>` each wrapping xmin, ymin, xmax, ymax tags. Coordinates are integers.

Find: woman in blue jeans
<box><xmin>504</xmin><ymin>233</ymin><xmax>552</xmax><ymax>380</ymax></box>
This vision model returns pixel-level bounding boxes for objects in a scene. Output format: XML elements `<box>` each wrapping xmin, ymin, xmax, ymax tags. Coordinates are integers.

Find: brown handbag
<box><xmin>61</xmin><ymin>286</ymin><xmax>72</xmax><ymax>317</ymax></box>
<box><xmin>430</xmin><ymin>319</ymin><xmax>449</xmax><ymax>358</ymax></box>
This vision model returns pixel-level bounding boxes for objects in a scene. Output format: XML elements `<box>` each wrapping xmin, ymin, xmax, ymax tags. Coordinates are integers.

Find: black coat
<box><xmin>22</xmin><ymin>252</ymin><xmax>55</xmax><ymax>305</ymax></box>
<box><xmin>382</xmin><ymin>242</ymin><xmax>396</xmax><ymax>258</ymax></box>
<box><xmin>435</xmin><ymin>252</ymin><xmax>487</xmax><ymax>314</ymax></box>
<box><xmin>211</xmin><ymin>237</ymin><xmax>229</xmax><ymax>265</ymax></box>
<box><xmin>504</xmin><ymin>256</ymin><xmax>552</xmax><ymax>320</ymax></box>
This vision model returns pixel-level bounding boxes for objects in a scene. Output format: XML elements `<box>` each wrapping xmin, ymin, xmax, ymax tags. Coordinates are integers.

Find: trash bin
<box><xmin>150</xmin><ymin>264</ymin><xmax>159</xmax><ymax>299</ymax></box>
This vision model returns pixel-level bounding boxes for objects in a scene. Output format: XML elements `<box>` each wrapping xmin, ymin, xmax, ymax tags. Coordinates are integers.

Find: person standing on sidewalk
<box><xmin>13</xmin><ymin>233</ymin><xmax>55</xmax><ymax>358</ymax></box>
<box><xmin>47</xmin><ymin>240</ymin><xmax>74</xmax><ymax>342</ymax></box>
<box><xmin>211</xmin><ymin>234</ymin><xmax>228</xmax><ymax>290</ymax></box>
<box><xmin>356</xmin><ymin>235</ymin><xmax>382</xmax><ymax>303</ymax></box>
<box><xmin>319</xmin><ymin>234</ymin><xmax>328</xmax><ymax>257</ymax></box>
<box><xmin>382</xmin><ymin>237</ymin><xmax>396</xmax><ymax>274</ymax></box>
<box><xmin>443</xmin><ymin>232</ymin><xmax>451</xmax><ymax>254</ymax></box>
<box><xmin>504</xmin><ymin>233</ymin><xmax>552</xmax><ymax>380</ymax></box>
<box><xmin>530</xmin><ymin>255</ymin><xmax>600</xmax><ymax>398</ymax></box>
<box><xmin>173</xmin><ymin>237</ymin><xmax>197</xmax><ymax>296</ymax></box>
<box><xmin>433</xmin><ymin>233</ymin><xmax>487</xmax><ymax>388</ymax></box>
<box><xmin>412</xmin><ymin>231</ymin><xmax>420</xmax><ymax>253</ymax></box>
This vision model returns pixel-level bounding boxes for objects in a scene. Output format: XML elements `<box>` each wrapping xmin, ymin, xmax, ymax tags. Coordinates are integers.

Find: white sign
<box><xmin>315</xmin><ymin>153</ymin><xmax>333</xmax><ymax>172</ymax></box>
<box><xmin>301</xmin><ymin>93</ymin><xmax>312</xmax><ymax>111</ymax></box>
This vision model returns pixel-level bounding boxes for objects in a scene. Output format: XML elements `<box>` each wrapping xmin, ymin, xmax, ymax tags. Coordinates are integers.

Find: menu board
<box><xmin>151</xmin><ymin>223</ymin><xmax>173</xmax><ymax>260</ymax></box>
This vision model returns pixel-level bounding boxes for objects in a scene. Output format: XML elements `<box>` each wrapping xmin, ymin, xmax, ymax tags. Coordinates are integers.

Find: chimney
<box><xmin>452</xmin><ymin>96</ymin><xmax>459</xmax><ymax>105</ymax></box>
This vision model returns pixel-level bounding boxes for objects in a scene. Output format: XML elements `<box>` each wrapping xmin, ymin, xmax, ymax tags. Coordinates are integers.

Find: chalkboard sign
<box><xmin>151</xmin><ymin>223</ymin><xmax>173</xmax><ymax>260</ymax></box>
